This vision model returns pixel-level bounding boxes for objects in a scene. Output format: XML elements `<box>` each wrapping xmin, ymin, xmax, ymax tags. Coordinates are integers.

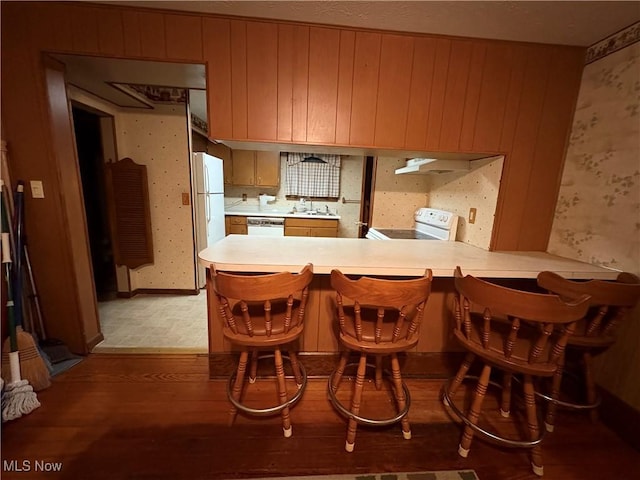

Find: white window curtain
<box><xmin>285</xmin><ymin>153</ymin><xmax>341</xmax><ymax>198</ymax></box>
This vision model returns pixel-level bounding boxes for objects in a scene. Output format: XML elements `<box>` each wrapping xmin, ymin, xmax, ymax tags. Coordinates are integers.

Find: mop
<box><xmin>1</xmin><ymin>183</ymin><xmax>40</xmax><ymax>421</ymax></box>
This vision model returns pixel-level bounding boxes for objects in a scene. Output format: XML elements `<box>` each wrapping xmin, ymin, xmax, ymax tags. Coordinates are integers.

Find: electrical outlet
<box><xmin>181</xmin><ymin>192</ymin><xmax>190</xmax><ymax>205</ymax></box>
<box><xmin>469</xmin><ymin>207</ymin><xmax>477</xmax><ymax>224</ymax></box>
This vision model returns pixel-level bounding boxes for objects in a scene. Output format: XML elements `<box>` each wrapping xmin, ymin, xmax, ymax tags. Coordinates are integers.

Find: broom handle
<box><xmin>23</xmin><ymin>244</ymin><xmax>47</xmax><ymax>341</ymax></box>
<box><xmin>13</xmin><ymin>181</ymin><xmax>24</xmax><ymax>329</ymax></box>
<box><xmin>1</xmin><ymin>182</ymin><xmax>18</xmax><ymax>353</ymax></box>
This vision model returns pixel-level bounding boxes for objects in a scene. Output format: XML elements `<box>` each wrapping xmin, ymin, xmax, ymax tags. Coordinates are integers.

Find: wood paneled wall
<box><xmin>204</xmin><ymin>20</ymin><xmax>585</xmax><ymax>251</ymax></box>
<box><xmin>0</xmin><ymin>1</ymin><xmax>584</xmax><ymax>352</ymax></box>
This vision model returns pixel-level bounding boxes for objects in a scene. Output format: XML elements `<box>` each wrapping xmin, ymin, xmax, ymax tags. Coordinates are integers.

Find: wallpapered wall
<box><xmin>371</xmin><ymin>157</ymin><xmax>429</xmax><ymax>229</ymax></box>
<box><xmin>224</xmin><ymin>155</ymin><xmax>364</xmax><ymax>238</ymax></box>
<box><xmin>547</xmin><ymin>41</ymin><xmax>640</xmax><ymax>409</ymax></box>
<box><xmin>116</xmin><ymin>107</ymin><xmax>194</xmax><ymax>291</ymax></box>
<box><xmin>68</xmin><ymin>87</ymin><xmax>196</xmax><ymax>292</ymax></box>
<box><xmin>428</xmin><ymin>156</ymin><xmax>503</xmax><ymax>249</ymax></box>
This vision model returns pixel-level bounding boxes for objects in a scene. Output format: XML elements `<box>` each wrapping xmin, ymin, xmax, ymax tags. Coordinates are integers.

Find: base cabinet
<box><xmin>225</xmin><ymin>216</ymin><xmax>247</xmax><ymax>235</ymax></box>
<box><xmin>284</xmin><ymin>218</ymin><xmax>339</xmax><ymax>237</ymax></box>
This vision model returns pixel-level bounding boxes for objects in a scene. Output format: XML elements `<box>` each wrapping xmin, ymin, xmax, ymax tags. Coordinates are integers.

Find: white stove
<box><xmin>366</xmin><ymin>208</ymin><xmax>458</xmax><ymax>241</ymax></box>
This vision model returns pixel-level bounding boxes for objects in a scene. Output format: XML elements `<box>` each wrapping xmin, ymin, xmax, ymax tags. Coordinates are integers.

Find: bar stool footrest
<box><xmin>328</xmin><ymin>361</ymin><xmax>411</xmax><ymax>427</ymax></box>
<box><xmin>227</xmin><ymin>354</ymin><xmax>307</xmax><ymax>417</ymax></box>
<box><xmin>442</xmin><ymin>374</ymin><xmax>545</xmax><ymax>449</ymax></box>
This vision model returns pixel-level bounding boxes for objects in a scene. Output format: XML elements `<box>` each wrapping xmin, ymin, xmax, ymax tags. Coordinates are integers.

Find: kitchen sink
<box><xmin>289</xmin><ymin>210</ymin><xmax>337</xmax><ymax>217</ymax></box>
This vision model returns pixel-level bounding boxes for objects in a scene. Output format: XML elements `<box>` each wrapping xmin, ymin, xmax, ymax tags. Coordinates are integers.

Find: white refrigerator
<box><xmin>193</xmin><ymin>152</ymin><xmax>226</xmax><ymax>288</ymax></box>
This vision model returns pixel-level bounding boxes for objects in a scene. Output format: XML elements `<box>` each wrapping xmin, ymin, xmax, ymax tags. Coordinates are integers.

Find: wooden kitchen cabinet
<box><xmin>231</xmin><ymin>150</ymin><xmax>280</xmax><ymax>187</ymax></box>
<box><xmin>225</xmin><ymin>216</ymin><xmax>247</xmax><ymax>235</ymax></box>
<box><xmin>284</xmin><ymin>218</ymin><xmax>339</xmax><ymax>237</ymax></box>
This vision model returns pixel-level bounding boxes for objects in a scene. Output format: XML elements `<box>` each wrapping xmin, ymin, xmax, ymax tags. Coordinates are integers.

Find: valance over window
<box><xmin>285</xmin><ymin>153</ymin><xmax>341</xmax><ymax>198</ymax></box>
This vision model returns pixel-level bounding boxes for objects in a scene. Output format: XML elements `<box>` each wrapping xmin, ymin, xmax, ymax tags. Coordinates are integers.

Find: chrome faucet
<box><xmin>325</xmin><ymin>204</ymin><xmax>330</xmax><ymax>214</ymax></box>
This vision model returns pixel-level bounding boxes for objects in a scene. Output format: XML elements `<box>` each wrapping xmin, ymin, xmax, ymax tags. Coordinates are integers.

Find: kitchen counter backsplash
<box><xmin>224</xmin><ymin>202</ymin><xmax>341</xmax><ymax>219</ymax></box>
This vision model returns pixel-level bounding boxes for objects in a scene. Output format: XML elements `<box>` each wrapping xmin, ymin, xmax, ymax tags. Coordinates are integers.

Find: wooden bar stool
<box><xmin>210</xmin><ymin>263</ymin><xmax>313</xmax><ymax>438</ymax></box>
<box><xmin>443</xmin><ymin>267</ymin><xmax>591</xmax><ymax>476</ymax></box>
<box><xmin>328</xmin><ymin>268</ymin><xmax>432</xmax><ymax>452</ymax></box>
<box><xmin>536</xmin><ymin>271</ymin><xmax>640</xmax><ymax>432</ymax></box>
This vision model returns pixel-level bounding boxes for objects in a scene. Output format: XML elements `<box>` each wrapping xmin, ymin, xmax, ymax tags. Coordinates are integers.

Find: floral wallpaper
<box><xmin>547</xmin><ymin>31</ymin><xmax>640</xmax><ymax>410</ymax></box>
<box><xmin>547</xmin><ymin>42</ymin><xmax>639</xmax><ymax>274</ymax></box>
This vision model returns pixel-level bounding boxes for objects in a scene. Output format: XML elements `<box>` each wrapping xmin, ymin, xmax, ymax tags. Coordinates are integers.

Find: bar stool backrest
<box><xmin>211</xmin><ymin>264</ymin><xmax>313</xmax><ymax>339</ymax></box>
<box><xmin>453</xmin><ymin>266</ymin><xmax>591</xmax><ymax>376</ymax></box>
<box><xmin>536</xmin><ymin>271</ymin><xmax>640</xmax><ymax>349</ymax></box>
<box><xmin>330</xmin><ymin>269</ymin><xmax>432</xmax><ymax>346</ymax></box>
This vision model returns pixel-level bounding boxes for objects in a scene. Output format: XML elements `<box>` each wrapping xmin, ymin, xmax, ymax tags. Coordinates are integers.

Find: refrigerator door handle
<box><xmin>205</xmin><ymin>194</ymin><xmax>211</xmax><ymax>222</ymax></box>
<box><xmin>204</xmin><ymin>164</ymin><xmax>209</xmax><ymax>193</ymax></box>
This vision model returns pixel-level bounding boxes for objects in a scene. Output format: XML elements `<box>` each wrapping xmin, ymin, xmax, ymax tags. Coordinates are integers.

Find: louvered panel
<box><xmin>106</xmin><ymin>158</ymin><xmax>154</xmax><ymax>269</ymax></box>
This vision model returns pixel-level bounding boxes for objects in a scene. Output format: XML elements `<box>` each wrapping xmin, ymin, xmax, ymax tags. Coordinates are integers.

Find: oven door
<box><xmin>365</xmin><ymin>228</ymin><xmax>388</xmax><ymax>240</ymax></box>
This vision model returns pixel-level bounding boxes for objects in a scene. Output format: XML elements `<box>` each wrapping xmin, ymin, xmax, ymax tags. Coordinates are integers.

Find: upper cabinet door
<box><xmin>350</xmin><ymin>32</ymin><xmax>381</xmax><ymax>147</ymax></box>
<box><xmin>203</xmin><ymin>17</ymin><xmax>233</xmax><ymax>139</ymax></box>
<box><xmin>374</xmin><ymin>34</ymin><xmax>414</xmax><ymax>148</ymax></box>
<box><xmin>306</xmin><ymin>27</ymin><xmax>340</xmax><ymax>144</ymax></box>
<box><xmin>246</xmin><ymin>21</ymin><xmax>278</xmax><ymax>140</ymax></box>
<box><xmin>139</xmin><ymin>11</ymin><xmax>166</xmax><ymax>59</ymax></box>
<box><xmin>404</xmin><ymin>37</ymin><xmax>437</xmax><ymax>150</ymax></box>
<box><xmin>165</xmin><ymin>14</ymin><xmax>203</xmax><ymax>61</ymax></box>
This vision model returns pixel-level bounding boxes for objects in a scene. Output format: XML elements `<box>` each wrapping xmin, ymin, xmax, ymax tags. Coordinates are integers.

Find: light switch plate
<box><xmin>30</xmin><ymin>180</ymin><xmax>45</xmax><ymax>199</ymax></box>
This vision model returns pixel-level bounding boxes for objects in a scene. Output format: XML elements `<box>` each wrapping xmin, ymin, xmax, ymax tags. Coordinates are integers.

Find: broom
<box><xmin>1</xmin><ymin>182</ymin><xmax>40</xmax><ymax>421</ymax></box>
<box><xmin>0</xmin><ymin>181</ymin><xmax>50</xmax><ymax>391</ymax></box>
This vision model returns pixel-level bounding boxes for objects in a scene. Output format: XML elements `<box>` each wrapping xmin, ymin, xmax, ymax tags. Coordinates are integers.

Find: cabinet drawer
<box><xmin>310</xmin><ymin>227</ymin><xmax>338</xmax><ymax>237</ymax></box>
<box><xmin>227</xmin><ymin>216</ymin><xmax>247</xmax><ymax>225</ymax></box>
<box><xmin>285</xmin><ymin>218</ymin><xmax>339</xmax><ymax>228</ymax></box>
<box><xmin>284</xmin><ymin>226</ymin><xmax>310</xmax><ymax>237</ymax></box>
<box><xmin>227</xmin><ymin>224</ymin><xmax>247</xmax><ymax>235</ymax></box>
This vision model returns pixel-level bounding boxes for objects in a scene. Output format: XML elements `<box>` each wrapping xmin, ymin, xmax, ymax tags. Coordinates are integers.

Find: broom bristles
<box><xmin>1</xmin><ymin>329</ymin><xmax>51</xmax><ymax>392</ymax></box>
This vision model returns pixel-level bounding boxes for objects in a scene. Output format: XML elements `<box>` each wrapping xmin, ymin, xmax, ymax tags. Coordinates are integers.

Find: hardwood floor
<box><xmin>2</xmin><ymin>354</ymin><xmax>639</xmax><ymax>480</ymax></box>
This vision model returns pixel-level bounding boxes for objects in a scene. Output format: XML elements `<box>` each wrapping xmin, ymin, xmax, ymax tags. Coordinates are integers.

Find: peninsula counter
<box><xmin>199</xmin><ymin>236</ymin><xmax>618</xmax><ymax>375</ymax></box>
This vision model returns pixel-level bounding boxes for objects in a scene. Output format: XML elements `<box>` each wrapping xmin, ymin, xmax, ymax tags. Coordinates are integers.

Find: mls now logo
<box><xmin>3</xmin><ymin>459</ymin><xmax>63</xmax><ymax>472</ymax></box>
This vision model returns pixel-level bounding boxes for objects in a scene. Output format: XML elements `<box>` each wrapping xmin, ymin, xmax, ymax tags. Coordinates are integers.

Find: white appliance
<box><xmin>193</xmin><ymin>152</ymin><xmax>226</xmax><ymax>288</ymax></box>
<box><xmin>395</xmin><ymin>158</ymin><xmax>471</xmax><ymax>175</ymax></box>
<box><xmin>247</xmin><ymin>217</ymin><xmax>285</xmax><ymax>236</ymax></box>
<box><xmin>366</xmin><ymin>208</ymin><xmax>458</xmax><ymax>241</ymax></box>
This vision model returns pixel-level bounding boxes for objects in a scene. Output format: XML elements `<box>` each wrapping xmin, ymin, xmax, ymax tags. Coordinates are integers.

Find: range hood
<box><xmin>395</xmin><ymin>158</ymin><xmax>471</xmax><ymax>175</ymax></box>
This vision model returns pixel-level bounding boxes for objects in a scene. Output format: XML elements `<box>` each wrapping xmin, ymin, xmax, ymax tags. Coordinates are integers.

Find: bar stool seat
<box><xmin>536</xmin><ymin>271</ymin><xmax>640</xmax><ymax>432</ymax></box>
<box><xmin>443</xmin><ymin>266</ymin><xmax>591</xmax><ymax>476</ymax></box>
<box><xmin>210</xmin><ymin>263</ymin><xmax>313</xmax><ymax>437</ymax></box>
<box><xmin>328</xmin><ymin>268</ymin><xmax>432</xmax><ymax>452</ymax></box>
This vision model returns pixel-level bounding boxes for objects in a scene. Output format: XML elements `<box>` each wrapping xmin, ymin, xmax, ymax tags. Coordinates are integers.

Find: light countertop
<box><xmin>198</xmin><ymin>235</ymin><xmax>618</xmax><ymax>279</ymax></box>
<box><xmin>225</xmin><ymin>204</ymin><xmax>341</xmax><ymax>220</ymax></box>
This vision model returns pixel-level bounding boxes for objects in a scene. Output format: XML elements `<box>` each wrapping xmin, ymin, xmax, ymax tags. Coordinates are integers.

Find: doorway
<box><xmin>72</xmin><ymin>105</ymin><xmax>117</xmax><ymax>301</ymax></box>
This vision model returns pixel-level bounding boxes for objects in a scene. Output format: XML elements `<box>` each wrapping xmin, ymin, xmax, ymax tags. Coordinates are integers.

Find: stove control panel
<box><xmin>415</xmin><ymin>208</ymin><xmax>456</xmax><ymax>228</ymax></box>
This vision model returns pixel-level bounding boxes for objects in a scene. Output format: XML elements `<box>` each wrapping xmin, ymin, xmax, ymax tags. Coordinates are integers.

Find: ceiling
<box><xmin>100</xmin><ymin>1</ymin><xmax>640</xmax><ymax>46</ymax></box>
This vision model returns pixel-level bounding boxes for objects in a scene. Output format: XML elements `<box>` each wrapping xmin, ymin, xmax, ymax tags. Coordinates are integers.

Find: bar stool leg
<box><xmin>249</xmin><ymin>349</ymin><xmax>259</xmax><ymax>384</ymax></box>
<box><xmin>390</xmin><ymin>353</ymin><xmax>411</xmax><ymax>440</ymax></box>
<box><xmin>331</xmin><ymin>351</ymin><xmax>349</xmax><ymax>393</ymax></box>
<box><xmin>375</xmin><ymin>356</ymin><xmax>383</xmax><ymax>390</ymax></box>
<box><xmin>445</xmin><ymin>352</ymin><xmax>475</xmax><ymax>406</ymax></box>
<box><xmin>523</xmin><ymin>374</ymin><xmax>544</xmax><ymax>476</ymax></box>
<box><xmin>229</xmin><ymin>350</ymin><xmax>249</xmax><ymax>426</ymax></box>
<box><xmin>583</xmin><ymin>352</ymin><xmax>599</xmax><ymax>423</ymax></box>
<box><xmin>288</xmin><ymin>350</ymin><xmax>304</xmax><ymax>387</ymax></box>
<box><xmin>459</xmin><ymin>363</ymin><xmax>491</xmax><ymax>458</ymax></box>
<box><xmin>500</xmin><ymin>372</ymin><xmax>513</xmax><ymax>417</ymax></box>
<box><xmin>274</xmin><ymin>347</ymin><xmax>293</xmax><ymax>438</ymax></box>
<box><xmin>345</xmin><ymin>352</ymin><xmax>367</xmax><ymax>452</ymax></box>
<box><xmin>544</xmin><ymin>352</ymin><xmax>565</xmax><ymax>432</ymax></box>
